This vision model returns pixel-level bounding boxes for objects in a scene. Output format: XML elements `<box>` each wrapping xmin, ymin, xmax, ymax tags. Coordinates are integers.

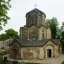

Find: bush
<box><xmin>62</xmin><ymin>61</ymin><xmax>64</xmax><ymax>64</ymax></box>
<box><xmin>62</xmin><ymin>51</ymin><xmax>64</xmax><ymax>54</ymax></box>
<box><xmin>0</xmin><ymin>55</ymin><xmax>3</xmax><ymax>64</ymax></box>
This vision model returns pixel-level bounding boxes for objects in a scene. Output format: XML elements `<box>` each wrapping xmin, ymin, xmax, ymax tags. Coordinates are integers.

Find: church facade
<box><xmin>9</xmin><ymin>8</ymin><xmax>62</xmax><ymax>60</ymax></box>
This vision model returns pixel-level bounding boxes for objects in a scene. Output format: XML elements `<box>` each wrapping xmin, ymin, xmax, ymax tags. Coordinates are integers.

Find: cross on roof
<box><xmin>34</xmin><ymin>4</ymin><xmax>37</xmax><ymax>8</ymax></box>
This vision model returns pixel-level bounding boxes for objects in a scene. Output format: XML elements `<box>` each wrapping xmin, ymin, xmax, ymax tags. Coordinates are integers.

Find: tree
<box><xmin>0</xmin><ymin>34</ymin><xmax>9</xmax><ymax>40</ymax></box>
<box><xmin>60</xmin><ymin>23</ymin><xmax>64</xmax><ymax>53</ymax></box>
<box><xmin>0</xmin><ymin>28</ymin><xmax>19</xmax><ymax>40</ymax></box>
<box><xmin>60</xmin><ymin>31</ymin><xmax>64</xmax><ymax>54</ymax></box>
<box><xmin>0</xmin><ymin>0</ymin><xmax>11</xmax><ymax>30</ymax></box>
<box><xmin>45</xmin><ymin>17</ymin><xmax>59</xmax><ymax>39</ymax></box>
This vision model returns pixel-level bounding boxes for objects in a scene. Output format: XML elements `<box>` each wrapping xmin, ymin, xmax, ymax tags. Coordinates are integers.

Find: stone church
<box><xmin>9</xmin><ymin>8</ymin><xmax>62</xmax><ymax>60</ymax></box>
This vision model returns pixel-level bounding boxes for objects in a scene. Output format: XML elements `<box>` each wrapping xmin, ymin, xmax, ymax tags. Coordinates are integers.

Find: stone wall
<box><xmin>43</xmin><ymin>40</ymin><xmax>61</xmax><ymax>58</ymax></box>
<box><xmin>20</xmin><ymin>25</ymin><xmax>51</xmax><ymax>40</ymax></box>
<box><xmin>10</xmin><ymin>41</ymin><xmax>21</xmax><ymax>59</ymax></box>
<box><xmin>0</xmin><ymin>39</ymin><xmax>10</xmax><ymax>54</ymax></box>
<box><xmin>21</xmin><ymin>47</ymin><xmax>44</xmax><ymax>59</ymax></box>
<box><xmin>38</xmin><ymin>26</ymin><xmax>47</xmax><ymax>40</ymax></box>
<box><xmin>47</xmin><ymin>28</ymin><xmax>51</xmax><ymax>39</ymax></box>
<box><xmin>26</xmin><ymin>11</ymin><xmax>46</xmax><ymax>27</ymax></box>
<box><xmin>9</xmin><ymin>40</ymin><xmax>62</xmax><ymax>60</ymax></box>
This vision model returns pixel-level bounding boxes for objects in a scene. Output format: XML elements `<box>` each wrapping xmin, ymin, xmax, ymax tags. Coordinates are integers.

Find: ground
<box><xmin>9</xmin><ymin>54</ymin><xmax>64</xmax><ymax>64</ymax></box>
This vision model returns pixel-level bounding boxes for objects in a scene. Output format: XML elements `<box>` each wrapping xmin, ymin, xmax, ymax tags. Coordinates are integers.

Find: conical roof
<box><xmin>26</xmin><ymin>8</ymin><xmax>46</xmax><ymax>17</ymax></box>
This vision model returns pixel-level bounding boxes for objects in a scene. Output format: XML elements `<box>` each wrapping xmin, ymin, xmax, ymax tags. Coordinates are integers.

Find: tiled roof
<box><xmin>26</xmin><ymin>8</ymin><xmax>46</xmax><ymax>17</ymax></box>
<box><xmin>9</xmin><ymin>39</ymin><xmax>60</xmax><ymax>47</ymax></box>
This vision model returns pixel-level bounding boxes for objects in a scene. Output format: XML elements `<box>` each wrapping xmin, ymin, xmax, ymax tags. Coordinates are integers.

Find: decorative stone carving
<box><xmin>29</xmin><ymin>28</ymin><xmax>38</xmax><ymax>40</ymax></box>
<box><xmin>23</xmin><ymin>49</ymin><xmax>33</xmax><ymax>59</ymax></box>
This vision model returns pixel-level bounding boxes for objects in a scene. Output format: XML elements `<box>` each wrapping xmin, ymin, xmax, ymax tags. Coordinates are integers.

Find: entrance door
<box><xmin>47</xmin><ymin>49</ymin><xmax>51</xmax><ymax>58</ymax></box>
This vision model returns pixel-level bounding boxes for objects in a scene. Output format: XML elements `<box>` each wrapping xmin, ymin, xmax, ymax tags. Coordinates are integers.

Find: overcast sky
<box><xmin>0</xmin><ymin>0</ymin><xmax>64</xmax><ymax>34</ymax></box>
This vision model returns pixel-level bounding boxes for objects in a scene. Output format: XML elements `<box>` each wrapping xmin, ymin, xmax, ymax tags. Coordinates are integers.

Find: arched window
<box><xmin>32</xmin><ymin>14</ymin><xmax>37</xmax><ymax>25</ymax></box>
<box><xmin>42</xmin><ymin>32</ymin><xmax>44</xmax><ymax>39</ymax></box>
<box><xmin>30</xmin><ymin>29</ymin><xmax>38</xmax><ymax>40</ymax></box>
<box><xmin>39</xmin><ymin>15</ymin><xmax>42</xmax><ymax>25</ymax></box>
<box><xmin>27</xmin><ymin>15</ymin><xmax>31</xmax><ymax>26</ymax></box>
<box><xmin>42</xmin><ymin>30</ymin><xmax>44</xmax><ymax>39</ymax></box>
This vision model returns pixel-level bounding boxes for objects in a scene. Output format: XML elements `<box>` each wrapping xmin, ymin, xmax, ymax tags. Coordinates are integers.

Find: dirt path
<box><xmin>8</xmin><ymin>54</ymin><xmax>64</xmax><ymax>64</ymax></box>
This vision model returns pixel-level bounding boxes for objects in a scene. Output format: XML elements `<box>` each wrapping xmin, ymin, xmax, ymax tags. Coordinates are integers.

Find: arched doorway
<box><xmin>47</xmin><ymin>49</ymin><xmax>52</xmax><ymax>58</ymax></box>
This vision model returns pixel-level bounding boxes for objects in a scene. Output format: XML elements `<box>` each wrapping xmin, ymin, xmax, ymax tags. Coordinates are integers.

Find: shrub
<box><xmin>62</xmin><ymin>61</ymin><xmax>64</xmax><ymax>64</ymax></box>
<box><xmin>0</xmin><ymin>55</ymin><xmax>3</xmax><ymax>64</ymax></box>
<box><xmin>62</xmin><ymin>51</ymin><xmax>64</xmax><ymax>54</ymax></box>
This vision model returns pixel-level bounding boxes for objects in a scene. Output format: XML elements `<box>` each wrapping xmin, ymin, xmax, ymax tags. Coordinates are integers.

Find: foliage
<box><xmin>56</xmin><ymin>28</ymin><xmax>61</xmax><ymax>39</ymax></box>
<box><xmin>54</xmin><ymin>22</ymin><xmax>64</xmax><ymax>53</ymax></box>
<box><xmin>45</xmin><ymin>17</ymin><xmax>59</xmax><ymax>39</ymax></box>
<box><xmin>60</xmin><ymin>23</ymin><xmax>64</xmax><ymax>53</ymax></box>
<box><xmin>0</xmin><ymin>34</ymin><xmax>9</xmax><ymax>40</ymax></box>
<box><xmin>62</xmin><ymin>61</ymin><xmax>64</xmax><ymax>64</ymax></box>
<box><xmin>45</xmin><ymin>17</ymin><xmax>64</xmax><ymax>53</ymax></box>
<box><xmin>0</xmin><ymin>55</ymin><xmax>3</xmax><ymax>64</ymax></box>
<box><xmin>62</xmin><ymin>51</ymin><xmax>64</xmax><ymax>54</ymax></box>
<box><xmin>5</xmin><ymin>29</ymin><xmax>19</xmax><ymax>39</ymax></box>
<box><xmin>60</xmin><ymin>31</ymin><xmax>64</xmax><ymax>44</ymax></box>
<box><xmin>0</xmin><ymin>0</ymin><xmax>11</xmax><ymax>30</ymax></box>
<box><xmin>0</xmin><ymin>28</ymin><xmax>19</xmax><ymax>40</ymax></box>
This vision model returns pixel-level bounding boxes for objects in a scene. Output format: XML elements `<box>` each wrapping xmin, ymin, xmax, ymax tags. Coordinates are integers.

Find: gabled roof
<box><xmin>52</xmin><ymin>39</ymin><xmax>60</xmax><ymax>45</ymax></box>
<box><xmin>9</xmin><ymin>39</ymin><xmax>60</xmax><ymax>47</ymax></box>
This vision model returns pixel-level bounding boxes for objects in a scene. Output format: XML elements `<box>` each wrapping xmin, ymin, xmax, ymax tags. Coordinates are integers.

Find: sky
<box><xmin>0</xmin><ymin>0</ymin><xmax>64</xmax><ymax>34</ymax></box>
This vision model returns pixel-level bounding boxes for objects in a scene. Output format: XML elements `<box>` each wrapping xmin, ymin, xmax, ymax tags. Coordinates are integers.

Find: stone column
<box><xmin>28</xmin><ymin>28</ymin><xmax>29</xmax><ymax>40</ymax></box>
<box><xmin>46</xmin><ymin>49</ymin><xmax>47</xmax><ymax>58</ymax></box>
<box><xmin>51</xmin><ymin>49</ymin><xmax>53</xmax><ymax>58</ymax></box>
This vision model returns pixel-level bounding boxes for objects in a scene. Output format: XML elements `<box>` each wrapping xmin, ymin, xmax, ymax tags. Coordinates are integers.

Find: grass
<box><xmin>62</xmin><ymin>61</ymin><xmax>64</xmax><ymax>64</ymax></box>
<box><xmin>0</xmin><ymin>55</ymin><xmax>4</xmax><ymax>64</ymax></box>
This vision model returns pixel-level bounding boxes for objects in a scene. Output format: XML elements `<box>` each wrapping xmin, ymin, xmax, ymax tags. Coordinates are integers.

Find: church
<box><xmin>9</xmin><ymin>8</ymin><xmax>62</xmax><ymax>60</ymax></box>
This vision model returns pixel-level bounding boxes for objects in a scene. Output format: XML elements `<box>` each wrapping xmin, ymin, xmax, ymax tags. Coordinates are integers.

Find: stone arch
<box><xmin>46</xmin><ymin>46</ymin><xmax>53</xmax><ymax>58</ymax></box>
<box><xmin>39</xmin><ymin>15</ymin><xmax>42</xmax><ymax>25</ymax></box>
<box><xmin>27</xmin><ymin>15</ymin><xmax>31</xmax><ymax>26</ymax></box>
<box><xmin>29</xmin><ymin>27</ymin><xmax>38</xmax><ymax>40</ymax></box>
<box><xmin>32</xmin><ymin>14</ymin><xmax>37</xmax><ymax>25</ymax></box>
<box><xmin>42</xmin><ymin>30</ymin><xmax>46</xmax><ymax>39</ymax></box>
<box><xmin>42</xmin><ymin>30</ymin><xmax>44</xmax><ymax>39</ymax></box>
<box><xmin>13</xmin><ymin>48</ymin><xmax>18</xmax><ymax>59</ymax></box>
<box><xmin>10</xmin><ymin>42</ymin><xmax>21</xmax><ymax>59</ymax></box>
